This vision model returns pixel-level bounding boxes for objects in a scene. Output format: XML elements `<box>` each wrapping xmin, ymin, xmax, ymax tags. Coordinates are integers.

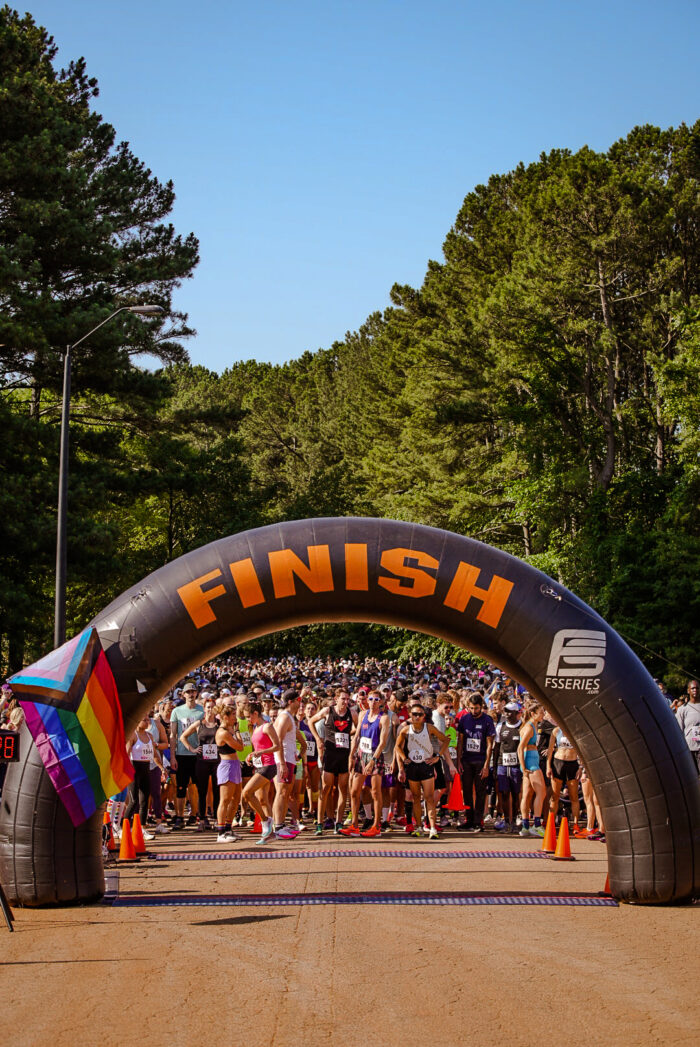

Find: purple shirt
<box><xmin>457</xmin><ymin>712</ymin><xmax>496</xmax><ymax>763</ymax></box>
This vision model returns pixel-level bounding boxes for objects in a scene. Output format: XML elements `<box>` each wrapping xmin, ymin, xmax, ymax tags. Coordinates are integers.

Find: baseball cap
<box><xmin>182</xmin><ymin>682</ymin><xmax>197</xmax><ymax>692</ymax></box>
<box><xmin>505</xmin><ymin>701</ymin><xmax>520</xmax><ymax>712</ymax></box>
<box><xmin>280</xmin><ymin>688</ymin><xmax>299</xmax><ymax>706</ymax></box>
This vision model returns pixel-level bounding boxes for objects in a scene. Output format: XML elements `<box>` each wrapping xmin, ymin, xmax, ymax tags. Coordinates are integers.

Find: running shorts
<box><xmin>404</xmin><ymin>760</ymin><xmax>435</xmax><ymax>783</ymax></box>
<box><xmin>551</xmin><ymin>757</ymin><xmax>579</xmax><ymax>782</ymax></box>
<box><xmin>217</xmin><ymin>759</ymin><xmax>242</xmax><ymax>785</ymax></box>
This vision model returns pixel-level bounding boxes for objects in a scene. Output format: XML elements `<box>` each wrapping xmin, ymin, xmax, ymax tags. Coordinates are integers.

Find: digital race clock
<box><xmin>0</xmin><ymin>730</ymin><xmax>19</xmax><ymax>762</ymax></box>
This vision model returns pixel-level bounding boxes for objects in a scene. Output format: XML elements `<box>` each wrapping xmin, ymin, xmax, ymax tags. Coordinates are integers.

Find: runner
<box><xmin>169</xmin><ymin>682</ymin><xmax>204</xmax><ymax>828</ymax></box>
<box><xmin>124</xmin><ymin>714</ymin><xmax>163</xmax><ymax>839</ymax></box>
<box><xmin>517</xmin><ymin>703</ymin><xmax>546</xmax><ymax>837</ymax></box>
<box><xmin>213</xmin><ymin>706</ymin><xmax>244</xmax><ymax>843</ymax></box>
<box><xmin>241</xmin><ymin>700</ymin><xmax>292</xmax><ymax>842</ymax></box>
<box><xmin>394</xmin><ymin>702</ymin><xmax>448</xmax><ymax>839</ymax></box>
<box><xmin>272</xmin><ymin>690</ymin><xmax>303</xmax><ymax>836</ymax></box>
<box><xmin>299</xmin><ymin>700</ymin><xmax>320</xmax><ymax>819</ymax></box>
<box><xmin>180</xmin><ymin>696</ymin><xmax>221</xmax><ymax>831</ymax></box>
<box><xmin>456</xmin><ymin>693</ymin><xmax>496</xmax><ymax>833</ymax></box>
<box><xmin>341</xmin><ymin>691</ymin><xmax>391</xmax><ymax>837</ymax></box>
<box><xmin>546</xmin><ymin>720</ymin><xmax>581</xmax><ymax>830</ymax></box>
<box><xmin>493</xmin><ymin>702</ymin><xmax>522</xmax><ymax>833</ymax></box>
<box><xmin>309</xmin><ymin>690</ymin><xmax>357</xmax><ymax>835</ymax></box>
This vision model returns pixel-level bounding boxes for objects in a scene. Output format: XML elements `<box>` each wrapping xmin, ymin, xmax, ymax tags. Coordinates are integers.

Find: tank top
<box><xmin>278</xmin><ymin>710</ymin><xmax>297</xmax><ymax>763</ymax></box>
<box><xmin>251</xmin><ymin>723</ymin><xmax>276</xmax><ymax>767</ymax></box>
<box><xmin>325</xmin><ymin>707</ymin><xmax>353</xmax><ymax>751</ymax></box>
<box><xmin>237</xmin><ymin>717</ymin><xmax>252</xmax><ymax>759</ymax></box>
<box><xmin>131</xmin><ymin>732</ymin><xmax>153</xmax><ymax>763</ymax></box>
<box><xmin>197</xmin><ymin>721</ymin><xmax>219</xmax><ymax>761</ymax></box>
<box><xmin>300</xmin><ymin>720</ymin><xmax>317</xmax><ymax>762</ymax></box>
<box><xmin>406</xmin><ymin>724</ymin><xmax>433</xmax><ymax>763</ymax></box>
<box><xmin>358</xmin><ymin>712</ymin><xmax>382</xmax><ymax>758</ymax></box>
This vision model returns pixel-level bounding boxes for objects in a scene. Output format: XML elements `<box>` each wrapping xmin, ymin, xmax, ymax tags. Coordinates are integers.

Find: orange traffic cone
<box><xmin>118</xmin><ymin>818</ymin><xmax>137</xmax><ymax>861</ymax></box>
<box><xmin>103</xmin><ymin>810</ymin><xmax>116</xmax><ymax>852</ymax></box>
<box><xmin>542</xmin><ymin>812</ymin><xmax>557</xmax><ymax>854</ymax></box>
<box><xmin>446</xmin><ymin>774</ymin><xmax>468</xmax><ymax>812</ymax></box>
<box><xmin>603</xmin><ymin>873</ymin><xmax>611</xmax><ymax>895</ymax></box>
<box><xmin>249</xmin><ymin>811</ymin><xmax>262</xmax><ymax>834</ymax></box>
<box><xmin>132</xmin><ymin>813</ymin><xmax>147</xmax><ymax>855</ymax></box>
<box><xmin>553</xmin><ymin>818</ymin><xmax>575</xmax><ymax>861</ymax></box>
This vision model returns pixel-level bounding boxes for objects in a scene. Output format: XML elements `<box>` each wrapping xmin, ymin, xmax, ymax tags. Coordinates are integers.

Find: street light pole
<box><xmin>53</xmin><ymin>304</ymin><xmax>164</xmax><ymax>648</ymax></box>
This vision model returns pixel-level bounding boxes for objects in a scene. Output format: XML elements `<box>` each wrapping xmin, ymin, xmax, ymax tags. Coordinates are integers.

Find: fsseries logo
<box><xmin>545</xmin><ymin>629</ymin><xmax>606</xmax><ymax>692</ymax></box>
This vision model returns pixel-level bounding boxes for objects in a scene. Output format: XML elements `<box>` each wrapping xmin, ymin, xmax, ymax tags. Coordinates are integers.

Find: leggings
<box><xmin>125</xmin><ymin>761</ymin><xmax>151</xmax><ymax>824</ymax></box>
<box><xmin>461</xmin><ymin>762</ymin><xmax>487</xmax><ymax>828</ymax></box>
<box><xmin>195</xmin><ymin>759</ymin><xmax>220</xmax><ymax>819</ymax></box>
<box><xmin>149</xmin><ymin>766</ymin><xmax>163</xmax><ymax>819</ymax></box>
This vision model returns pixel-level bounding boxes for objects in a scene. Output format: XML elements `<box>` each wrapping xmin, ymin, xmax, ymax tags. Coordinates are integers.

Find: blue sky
<box><xmin>23</xmin><ymin>1</ymin><xmax>700</xmax><ymax>373</ymax></box>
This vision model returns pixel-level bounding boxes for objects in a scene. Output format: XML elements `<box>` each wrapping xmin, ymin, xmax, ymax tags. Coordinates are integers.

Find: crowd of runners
<box><xmin>92</xmin><ymin>657</ymin><xmax>700</xmax><ymax>847</ymax></box>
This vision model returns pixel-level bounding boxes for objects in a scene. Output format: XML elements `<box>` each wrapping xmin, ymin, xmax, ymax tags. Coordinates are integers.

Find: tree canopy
<box><xmin>1</xmin><ymin>6</ymin><xmax>699</xmax><ymax>687</ymax></box>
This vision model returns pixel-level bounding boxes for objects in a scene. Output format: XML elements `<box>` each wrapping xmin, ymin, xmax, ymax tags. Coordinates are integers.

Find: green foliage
<box><xmin>1</xmin><ymin>10</ymin><xmax>699</xmax><ymax>689</ymax></box>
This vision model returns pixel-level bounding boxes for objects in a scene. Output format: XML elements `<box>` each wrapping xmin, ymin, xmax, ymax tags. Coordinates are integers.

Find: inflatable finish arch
<box><xmin>1</xmin><ymin>517</ymin><xmax>698</xmax><ymax>906</ymax></box>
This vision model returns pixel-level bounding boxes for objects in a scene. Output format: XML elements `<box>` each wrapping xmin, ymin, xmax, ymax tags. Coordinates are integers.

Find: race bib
<box><xmin>240</xmin><ymin>731</ymin><xmax>251</xmax><ymax>747</ymax></box>
<box><xmin>359</xmin><ymin>736</ymin><xmax>373</xmax><ymax>754</ymax></box>
<box><xmin>409</xmin><ymin>748</ymin><xmax>424</xmax><ymax>763</ymax></box>
<box><xmin>138</xmin><ymin>743</ymin><xmax>153</xmax><ymax>762</ymax></box>
<box><xmin>690</xmin><ymin>726</ymin><xmax>700</xmax><ymax>746</ymax></box>
<box><xmin>306</xmin><ymin>738</ymin><xmax>316</xmax><ymax>757</ymax></box>
<box><xmin>448</xmin><ymin>746</ymin><xmax>457</xmax><ymax>759</ymax></box>
<box><xmin>252</xmin><ymin>755</ymin><xmax>263</xmax><ymax>769</ymax></box>
<box><xmin>559</xmin><ymin>735</ymin><xmax>573</xmax><ymax>749</ymax></box>
<box><xmin>466</xmin><ymin>737</ymin><xmax>481</xmax><ymax>753</ymax></box>
<box><xmin>501</xmin><ymin>751</ymin><xmax>518</xmax><ymax>767</ymax></box>
<box><xmin>202</xmin><ymin>743</ymin><xmax>217</xmax><ymax>761</ymax></box>
<box><xmin>335</xmin><ymin>732</ymin><xmax>349</xmax><ymax>749</ymax></box>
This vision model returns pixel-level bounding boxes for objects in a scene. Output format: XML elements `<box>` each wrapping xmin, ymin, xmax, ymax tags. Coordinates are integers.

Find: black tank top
<box><xmin>325</xmin><ymin>707</ymin><xmax>353</xmax><ymax>750</ymax></box>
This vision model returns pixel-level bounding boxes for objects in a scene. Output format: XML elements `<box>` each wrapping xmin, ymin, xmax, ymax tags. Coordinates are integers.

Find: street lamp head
<box><xmin>128</xmin><ymin>304</ymin><xmax>164</xmax><ymax>316</ymax></box>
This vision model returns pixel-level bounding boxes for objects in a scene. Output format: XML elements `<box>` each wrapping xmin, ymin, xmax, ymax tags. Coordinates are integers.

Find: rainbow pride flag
<box><xmin>9</xmin><ymin>627</ymin><xmax>133</xmax><ymax>826</ymax></box>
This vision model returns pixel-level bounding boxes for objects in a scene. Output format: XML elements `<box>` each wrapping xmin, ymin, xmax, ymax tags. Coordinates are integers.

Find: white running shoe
<box><xmin>255</xmin><ymin>820</ymin><xmax>274</xmax><ymax>845</ymax></box>
<box><xmin>142</xmin><ymin>830</ymin><xmax>155</xmax><ymax>841</ymax></box>
<box><xmin>217</xmin><ymin>831</ymin><xmax>238</xmax><ymax>843</ymax></box>
<box><xmin>428</xmin><ymin>828</ymin><xmax>439</xmax><ymax>840</ymax></box>
<box><xmin>153</xmin><ymin>823</ymin><xmax>171</xmax><ymax>834</ymax></box>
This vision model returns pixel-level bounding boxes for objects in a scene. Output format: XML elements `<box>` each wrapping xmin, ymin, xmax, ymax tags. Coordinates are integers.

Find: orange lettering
<box><xmin>177</xmin><ymin>569</ymin><xmax>227</xmax><ymax>628</ymax></box>
<box><xmin>443</xmin><ymin>562</ymin><xmax>513</xmax><ymax>628</ymax></box>
<box><xmin>230</xmin><ymin>558</ymin><xmax>265</xmax><ymax>607</ymax></box>
<box><xmin>268</xmin><ymin>545</ymin><xmax>334</xmax><ymax>599</ymax></box>
<box><xmin>345</xmin><ymin>543</ymin><xmax>369</xmax><ymax>591</ymax></box>
<box><xmin>378</xmin><ymin>547</ymin><xmax>438</xmax><ymax>599</ymax></box>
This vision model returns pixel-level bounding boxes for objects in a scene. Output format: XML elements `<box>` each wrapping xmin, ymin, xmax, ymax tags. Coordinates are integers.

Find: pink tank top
<box><xmin>252</xmin><ymin>724</ymin><xmax>275</xmax><ymax>766</ymax></box>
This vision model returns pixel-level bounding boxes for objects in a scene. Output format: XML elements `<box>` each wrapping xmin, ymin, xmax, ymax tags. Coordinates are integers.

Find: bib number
<box><xmin>359</xmin><ymin>736</ymin><xmax>373</xmax><ymax>754</ymax></box>
<box><xmin>306</xmin><ymin>738</ymin><xmax>316</xmax><ymax>757</ymax></box>
<box><xmin>690</xmin><ymin>726</ymin><xmax>700</xmax><ymax>746</ymax></box>
<box><xmin>501</xmin><ymin>751</ymin><xmax>517</xmax><ymax>767</ymax></box>
<box><xmin>335</xmin><ymin>732</ymin><xmax>349</xmax><ymax>749</ymax></box>
<box><xmin>240</xmin><ymin>731</ymin><xmax>251</xmax><ymax>747</ymax></box>
<box><xmin>409</xmin><ymin>748</ymin><xmax>424</xmax><ymax>763</ymax></box>
<box><xmin>252</xmin><ymin>755</ymin><xmax>263</xmax><ymax>769</ymax></box>
<box><xmin>448</xmin><ymin>746</ymin><xmax>457</xmax><ymax>760</ymax></box>
<box><xmin>140</xmin><ymin>743</ymin><xmax>153</xmax><ymax>761</ymax></box>
<box><xmin>466</xmin><ymin>737</ymin><xmax>481</xmax><ymax>753</ymax></box>
<box><xmin>202</xmin><ymin>744</ymin><xmax>217</xmax><ymax>761</ymax></box>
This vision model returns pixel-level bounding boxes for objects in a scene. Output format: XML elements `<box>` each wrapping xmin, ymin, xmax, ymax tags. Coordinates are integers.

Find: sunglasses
<box><xmin>411</xmin><ymin>711</ymin><xmax>425</xmax><ymax>718</ymax></box>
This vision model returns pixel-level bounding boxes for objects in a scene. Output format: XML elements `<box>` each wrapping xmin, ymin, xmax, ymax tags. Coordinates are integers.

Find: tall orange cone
<box><xmin>132</xmin><ymin>813</ymin><xmax>147</xmax><ymax>855</ymax></box>
<box><xmin>603</xmin><ymin>873</ymin><xmax>611</xmax><ymax>895</ymax></box>
<box><xmin>103</xmin><ymin>810</ymin><xmax>116</xmax><ymax>852</ymax></box>
<box><xmin>249</xmin><ymin>811</ymin><xmax>262</xmax><ymax>834</ymax></box>
<box><xmin>118</xmin><ymin>818</ymin><xmax>137</xmax><ymax>861</ymax></box>
<box><xmin>446</xmin><ymin>774</ymin><xmax>468</xmax><ymax>812</ymax></box>
<box><xmin>553</xmin><ymin>818</ymin><xmax>575</xmax><ymax>861</ymax></box>
<box><xmin>542</xmin><ymin>812</ymin><xmax>557</xmax><ymax>854</ymax></box>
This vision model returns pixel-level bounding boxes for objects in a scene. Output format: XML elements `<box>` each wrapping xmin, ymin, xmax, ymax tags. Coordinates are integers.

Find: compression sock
<box><xmin>522</xmin><ymin>818</ymin><xmax>530</xmax><ymax>830</ymax></box>
<box><xmin>534</xmin><ymin>816</ymin><xmax>542</xmax><ymax>828</ymax></box>
<box><xmin>363</xmin><ymin>803</ymin><xmax>373</xmax><ymax>819</ymax></box>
